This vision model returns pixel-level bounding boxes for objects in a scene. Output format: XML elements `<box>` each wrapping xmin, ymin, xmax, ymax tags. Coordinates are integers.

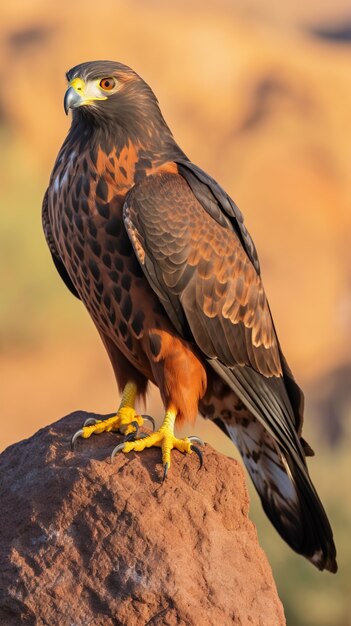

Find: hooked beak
<box><xmin>64</xmin><ymin>86</ymin><xmax>84</xmax><ymax>115</ymax></box>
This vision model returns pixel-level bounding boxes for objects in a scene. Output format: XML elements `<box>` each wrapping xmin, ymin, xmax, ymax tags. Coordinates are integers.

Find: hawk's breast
<box><xmin>47</xmin><ymin>143</ymin><xmax>166</xmax><ymax>371</ymax></box>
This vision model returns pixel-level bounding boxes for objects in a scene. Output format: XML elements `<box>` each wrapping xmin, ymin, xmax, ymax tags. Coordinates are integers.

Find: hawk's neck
<box><xmin>56</xmin><ymin>117</ymin><xmax>187</xmax><ymax>194</ymax></box>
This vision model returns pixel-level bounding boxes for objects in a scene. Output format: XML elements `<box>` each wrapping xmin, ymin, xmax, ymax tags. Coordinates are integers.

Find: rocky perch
<box><xmin>0</xmin><ymin>412</ymin><xmax>285</xmax><ymax>626</ymax></box>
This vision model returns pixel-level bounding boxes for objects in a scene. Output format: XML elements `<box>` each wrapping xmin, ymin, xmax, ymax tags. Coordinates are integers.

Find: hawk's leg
<box><xmin>71</xmin><ymin>381</ymin><xmax>154</xmax><ymax>447</ymax></box>
<box><xmin>111</xmin><ymin>406</ymin><xmax>204</xmax><ymax>479</ymax></box>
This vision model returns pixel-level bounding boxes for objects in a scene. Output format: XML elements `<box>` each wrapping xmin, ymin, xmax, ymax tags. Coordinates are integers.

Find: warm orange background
<box><xmin>1</xmin><ymin>1</ymin><xmax>350</xmax><ymax>624</ymax></box>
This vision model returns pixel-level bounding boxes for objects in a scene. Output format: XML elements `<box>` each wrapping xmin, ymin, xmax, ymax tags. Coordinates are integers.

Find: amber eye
<box><xmin>99</xmin><ymin>77</ymin><xmax>116</xmax><ymax>91</ymax></box>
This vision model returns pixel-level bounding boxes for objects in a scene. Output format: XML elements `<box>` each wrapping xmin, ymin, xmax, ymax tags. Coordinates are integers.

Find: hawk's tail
<box><xmin>211</xmin><ymin>406</ymin><xmax>337</xmax><ymax>572</ymax></box>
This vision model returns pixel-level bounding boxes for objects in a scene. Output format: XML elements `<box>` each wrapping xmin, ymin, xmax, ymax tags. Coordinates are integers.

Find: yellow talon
<box><xmin>72</xmin><ymin>383</ymin><xmax>203</xmax><ymax>475</ymax></box>
<box><xmin>123</xmin><ymin>428</ymin><xmax>192</xmax><ymax>468</ymax></box>
<box><xmin>117</xmin><ymin>406</ymin><xmax>144</xmax><ymax>435</ymax></box>
<box><xmin>80</xmin><ymin>408</ymin><xmax>143</xmax><ymax>439</ymax></box>
<box><xmin>113</xmin><ymin>408</ymin><xmax>202</xmax><ymax>477</ymax></box>
<box><xmin>72</xmin><ymin>382</ymin><xmax>144</xmax><ymax>445</ymax></box>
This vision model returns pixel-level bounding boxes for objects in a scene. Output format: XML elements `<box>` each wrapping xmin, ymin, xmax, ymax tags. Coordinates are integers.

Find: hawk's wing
<box><xmin>124</xmin><ymin>170</ymin><xmax>301</xmax><ymax>450</ymax></box>
<box><xmin>42</xmin><ymin>189</ymin><xmax>80</xmax><ymax>300</ymax></box>
<box><xmin>124</xmin><ymin>169</ymin><xmax>337</xmax><ymax>572</ymax></box>
<box><xmin>177</xmin><ymin>160</ymin><xmax>306</xmax><ymax>439</ymax></box>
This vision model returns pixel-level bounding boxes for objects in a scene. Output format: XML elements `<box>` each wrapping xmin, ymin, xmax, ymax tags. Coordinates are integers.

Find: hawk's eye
<box><xmin>99</xmin><ymin>77</ymin><xmax>116</xmax><ymax>91</ymax></box>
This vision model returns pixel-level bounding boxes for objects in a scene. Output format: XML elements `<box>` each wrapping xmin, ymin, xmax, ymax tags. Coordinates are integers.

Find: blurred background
<box><xmin>0</xmin><ymin>0</ymin><xmax>350</xmax><ymax>623</ymax></box>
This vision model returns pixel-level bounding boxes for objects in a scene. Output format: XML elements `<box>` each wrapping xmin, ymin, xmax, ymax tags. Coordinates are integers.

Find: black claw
<box><xmin>163</xmin><ymin>462</ymin><xmax>169</xmax><ymax>482</ymax></box>
<box><xmin>110</xmin><ymin>442</ymin><xmax>126</xmax><ymax>462</ymax></box>
<box><xmin>123</xmin><ymin>431</ymin><xmax>149</xmax><ymax>444</ymax></box>
<box><xmin>71</xmin><ymin>429</ymin><xmax>84</xmax><ymax>451</ymax></box>
<box><xmin>191</xmin><ymin>444</ymin><xmax>203</xmax><ymax>469</ymax></box>
<box><xmin>83</xmin><ymin>417</ymin><xmax>98</xmax><ymax>427</ymax></box>
<box><xmin>130</xmin><ymin>421</ymin><xmax>139</xmax><ymax>435</ymax></box>
<box><xmin>123</xmin><ymin>432</ymin><xmax>137</xmax><ymax>443</ymax></box>
<box><xmin>188</xmin><ymin>435</ymin><xmax>205</xmax><ymax>446</ymax></box>
<box><xmin>141</xmin><ymin>414</ymin><xmax>156</xmax><ymax>432</ymax></box>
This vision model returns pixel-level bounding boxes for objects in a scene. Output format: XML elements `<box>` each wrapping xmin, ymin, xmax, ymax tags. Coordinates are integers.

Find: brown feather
<box><xmin>125</xmin><ymin>171</ymin><xmax>282</xmax><ymax>378</ymax></box>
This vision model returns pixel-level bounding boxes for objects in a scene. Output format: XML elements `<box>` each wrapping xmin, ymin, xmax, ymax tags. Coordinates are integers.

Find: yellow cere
<box><xmin>69</xmin><ymin>77</ymin><xmax>108</xmax><ymax>103</ymax></box>
<box><xmin>70</xmin><ymin>77</ymin><xmax>85</xmax><ymax>93</ymax></box>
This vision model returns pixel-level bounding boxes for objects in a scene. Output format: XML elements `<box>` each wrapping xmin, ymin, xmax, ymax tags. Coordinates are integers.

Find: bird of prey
<box><xmin>43</xmin><ymin>60</ymin><xmax>337</xmax><ymax>572</ymax></box>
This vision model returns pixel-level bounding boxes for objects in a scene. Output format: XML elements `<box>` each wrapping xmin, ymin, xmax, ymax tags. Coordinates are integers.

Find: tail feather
<box><xmin>203</xmin><ymin>367</ymin><xmax>337</xmax><ymax>573</ymax></box>
<box><xmin>221</xmin><ymin>414</ymin><xmax>337</xmax><ymax>572</ymax></box>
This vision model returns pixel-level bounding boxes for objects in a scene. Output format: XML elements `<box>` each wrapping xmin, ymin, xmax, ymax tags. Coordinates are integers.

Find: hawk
<box><xmin>43</xmin><ymin>60</ymin><xmax>337</xmax><ymax>572</ymax></box>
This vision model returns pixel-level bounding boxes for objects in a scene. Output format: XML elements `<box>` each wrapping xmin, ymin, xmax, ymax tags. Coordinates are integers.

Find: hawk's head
<box><xmin>64</xmin><ymin>60</ymin><xmax>165</xmax><ymax>136</ymax></box>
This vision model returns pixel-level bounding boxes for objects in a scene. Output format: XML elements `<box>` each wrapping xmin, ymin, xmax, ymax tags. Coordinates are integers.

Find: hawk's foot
<box><xmin>71</xmin><ymin>382</ymin><xmax>155</xmax><ymax>448</ymax></box>
<box><xmin>111</xmin><ymin>409</ymin><xmax>204</xmax><ymax>479</ymax></box>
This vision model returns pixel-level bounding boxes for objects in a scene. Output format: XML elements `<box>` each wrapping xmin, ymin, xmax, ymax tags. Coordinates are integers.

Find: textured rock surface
<box><xmin>0</xmin><ymin>412</ymin><xmax>285</xmax><ymax>626</ymax></box>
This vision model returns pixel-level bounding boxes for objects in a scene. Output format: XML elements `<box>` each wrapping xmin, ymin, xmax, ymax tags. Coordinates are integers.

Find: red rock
<box><xmin>0</xmin><ymin>412</ymin><xmax>286</xmax><ymax>626</ymax></box>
